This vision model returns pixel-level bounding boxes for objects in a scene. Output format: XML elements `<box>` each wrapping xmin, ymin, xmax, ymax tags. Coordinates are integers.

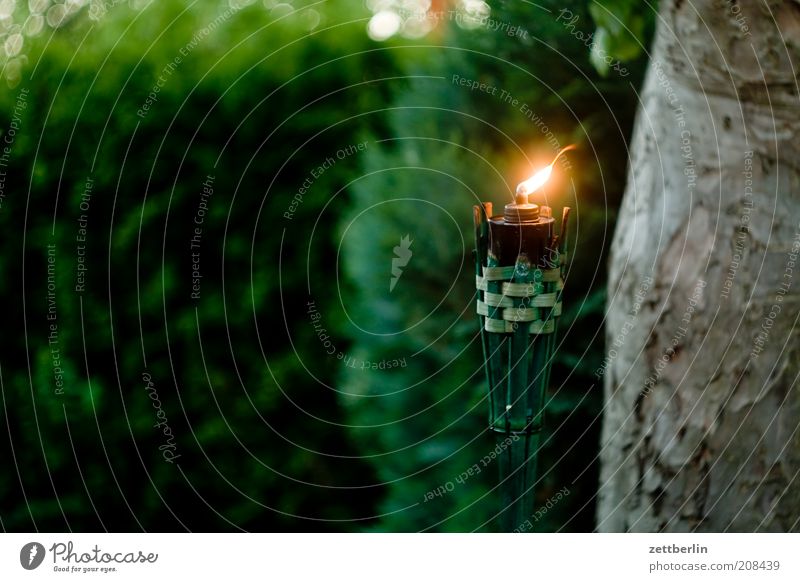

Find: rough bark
<box><xmin>597</xmin><ymin>0</ymin><xmax>800</xmax><ymax>532</ymax></box>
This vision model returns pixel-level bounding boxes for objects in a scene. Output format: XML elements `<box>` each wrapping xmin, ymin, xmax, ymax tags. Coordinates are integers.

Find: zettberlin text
<box><xmin>649</xmin><ymin>544</ymin><xmax>708</xmax><ymax>554</ymax></box>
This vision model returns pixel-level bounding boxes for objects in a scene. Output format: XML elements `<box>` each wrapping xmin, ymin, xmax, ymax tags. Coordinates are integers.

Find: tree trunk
<box><xmin>597</xmin><ymin>0</ymin><xmax>800</xmax><ymax>532</ymax></box>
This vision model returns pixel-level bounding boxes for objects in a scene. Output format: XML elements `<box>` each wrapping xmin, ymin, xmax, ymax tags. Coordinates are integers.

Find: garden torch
<box><xmin>473</xmin><ymin>146</ymin><xmax>573</xmax><ymax>531</ymax></box>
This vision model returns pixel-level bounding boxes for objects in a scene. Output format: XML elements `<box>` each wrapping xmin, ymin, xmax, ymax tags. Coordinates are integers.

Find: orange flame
<box><xmin>516</xmin><ymin>144</ymin><xmax>576</xmax><ymax>198</ymax></box>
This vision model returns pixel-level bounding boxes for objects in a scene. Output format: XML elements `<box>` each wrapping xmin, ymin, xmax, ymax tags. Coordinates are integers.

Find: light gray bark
<box><xmin>597</xmin><ymin>0</ymin><xmax>800</xmax><ymax>532</ymax></box>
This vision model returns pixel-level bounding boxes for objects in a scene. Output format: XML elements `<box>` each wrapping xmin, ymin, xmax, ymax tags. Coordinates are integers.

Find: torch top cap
<box><xmin>504</xmin><ymin>194</ymin><xmax>540</xmax><ymax>223</ymax></box>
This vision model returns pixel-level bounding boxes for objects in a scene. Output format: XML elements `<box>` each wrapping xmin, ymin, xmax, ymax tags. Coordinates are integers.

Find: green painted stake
<box><xmin>499</xmin><ymin>256</ymin><xmax>537</xmax><ymax>531</ymax></box>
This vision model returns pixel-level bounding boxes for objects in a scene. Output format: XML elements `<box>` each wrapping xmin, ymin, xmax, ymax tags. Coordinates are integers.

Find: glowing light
<box><xmin>0</xmin><ymin>0</ymin><xmax>15</xmax><ymax>19</ymax></box>
<box><xmin>45</xmin><ymin>2</ymin><xmax>65</xmax><ymax>27</ymax></box>
<box><xmin>269</xmin><ymin>3</ymin><xmax>294</xmax><ymax>18</ymax></box>
<box><xmin>516</xmin><ymin>144</ymin><xmax>576</xmax><ymax>198</ymax></box>
<box><xmin>298</xmin><ymin>8</ymin><xmax>321</xmax><ymax>31</ymax></box>
<box><xmin>401</xmin><ymin>14</ymin><xmax>434</xmax><ymax>38</ymax></box>
<box><xmin>29</xmin><ymin>0</ymin><xmax>48</xmax><ymax>14</ymax></box>
<box><xmin>367</xmin><ymin>9</ymin><xmax>401</xmax><ymax>41</ymax></box>
<box><xmin>23</xmin><ymin>13</ymin><xmax>43</xmax><ymax>36</ymax></box>
<box><xmin>4</xmin><ymin>32</ymin><xmax>22</xmax><ymax>57</ymax></box>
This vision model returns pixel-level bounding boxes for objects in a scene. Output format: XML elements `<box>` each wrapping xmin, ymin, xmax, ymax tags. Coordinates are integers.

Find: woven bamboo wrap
<box><xmin>475</xmin><ymin>254</ymin><xmax>566</xmax><ymax>334</ymax></box>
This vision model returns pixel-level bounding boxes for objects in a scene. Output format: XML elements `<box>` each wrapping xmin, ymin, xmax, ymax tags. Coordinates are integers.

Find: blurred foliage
<box><xmin>0</xmin><ymin>0</ymin><xmax>394</xmax><ymax>531</ymax></box>
<box><xmin>589</xmin><ymin>0</ymin><xmax>655</xmax><ymax>76</ymax></box>
<box><xmin>0</xmin><ymin>0</ymin><xmax>651</xmax><ymax>532</ymax></box>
